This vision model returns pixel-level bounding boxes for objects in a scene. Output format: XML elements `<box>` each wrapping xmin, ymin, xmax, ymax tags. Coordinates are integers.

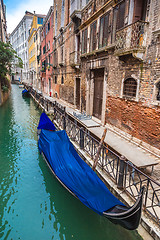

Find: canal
<box><xmin>0</xmin><ymin>85</ymin><xmax>142</xmax><ymax>240</ymax></box>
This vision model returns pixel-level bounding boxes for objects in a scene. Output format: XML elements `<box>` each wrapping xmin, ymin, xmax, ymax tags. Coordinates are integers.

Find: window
<box><xmin>90</xmin><ymin>21</ymin><xmax>97</xmax><ymax>52</ymax></box>
<box><xmin>61</xmin><ymin>46</ymin><xmax>64</xmax><ymax>63</ymax></box>
<box><xmin>48</xmin><ymin>22</ymin><xmax>50</xmax><ymax>31</ymax></box>
<box><xmin>38</xmin><ymin>17</ymin><xmax>43</xmax><ymax>24</ymax></box>
<box><xmin>82</xmin><ymin>28</ymin><xmax>88</xmax><ymax>54</ymax></box>
<box><xmin>61</xmin><ymin>0</ymin><xmax>65</xmax><ymax>27</ymax></box>
<box><xmin>55</xmin><ymin>76</ymin><xmax>57</xmax><ymax>84</ymax></box>
<box><xmin>112</xmin><ymin>0</ymin><xmax>125</xmax><ymax>43</ymax></box>
<box><xmin>99</xmin><ymin>12</ymin><xmax>110</xmax><ymax>48</ymax></box>
<box><xmin>43</xmin><ymin>46</ymin><xmax>46</xmax><ymax>54</ymax></box>
<box><xmin>123</xmin><ymin>78</ymin><xmax>137</xmax><ymax>97</ymax></box>
<box><xmin>48</xmin><ymin>54</ymin><xmax>50</xmax><ymax>65</ymax></box>
<box><xmin>61</xmin><ymin>75</ymin><xmax>64</xmax><ymax>84</ymax></box>
<box><xmin>55</xmin><ymin>5</ymin><xmax>58</xmax><ymax>35</ymax></box>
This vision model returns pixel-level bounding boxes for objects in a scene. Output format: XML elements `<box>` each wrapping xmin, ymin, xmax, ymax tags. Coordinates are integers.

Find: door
<box><xmin>75</xmin><ymin>78</ymin><xmax>80</xmax><ymax>109</ymax></box>
<box><xmin>133</xmin><ymin>0</ymin><xmax>147</xmax><ymax>22</ymax></box>
<box><xmin>93</xmin><ymin>69</ymin><xmax>104</xmax><ymax>119</ymax></box>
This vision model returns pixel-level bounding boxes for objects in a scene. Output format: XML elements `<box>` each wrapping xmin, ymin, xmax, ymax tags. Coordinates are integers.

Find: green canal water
<box><xmin>0</xmin><ymin>85</ymin><xmax>142</xmax><ymax>240</ymax></box>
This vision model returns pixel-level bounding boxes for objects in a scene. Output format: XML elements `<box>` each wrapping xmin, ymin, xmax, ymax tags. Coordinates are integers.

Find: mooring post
<box><xmin>80</xmin><ymin>127</ymin><xmax>84</xmax><ymax>149</ymax></box>
<box><xmin>117</xmin><ymin>155</ymin><xmax>126</xmax><ymax>189</ymax></box>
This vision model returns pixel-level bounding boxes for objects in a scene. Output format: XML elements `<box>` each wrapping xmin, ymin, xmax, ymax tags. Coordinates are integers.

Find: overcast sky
<box><xmin>5</xmin><ymin>0</ymin><xmax>53</xmax><ymax>33</ymax></box>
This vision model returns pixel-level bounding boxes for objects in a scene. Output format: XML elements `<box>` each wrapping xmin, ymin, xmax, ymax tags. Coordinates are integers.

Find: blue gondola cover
<box><xmin>37</xmin><ymin>112</ymin><xmax>56</xmax><ymax>131</ymax></box>
<box><xmin>22</xmin><ymin>89</ymin><xmax>28</xmax><ymax>94</ymax></box>
<box><xmin>38</xmin><ymin>128</ymin><xmax>125</xmax><ymax>214</ymax></box>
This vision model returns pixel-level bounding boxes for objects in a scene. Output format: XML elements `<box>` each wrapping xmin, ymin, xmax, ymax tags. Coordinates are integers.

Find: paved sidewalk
<box><xmin>44</xmin><ymin>93</ymin><xmax>160</xmax><ymax>182</ymax></box>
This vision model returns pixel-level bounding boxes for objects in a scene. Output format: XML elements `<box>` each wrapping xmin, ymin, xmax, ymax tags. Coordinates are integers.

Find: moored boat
<box><xmin>22</xmin><ymin>89</ymin><xmax>30</xmax><ymax>97</ymax></box>
<box><xmin>37</xmin><ymin>112</ymin><xmax>144</xmax><ymax>230</ymax></box>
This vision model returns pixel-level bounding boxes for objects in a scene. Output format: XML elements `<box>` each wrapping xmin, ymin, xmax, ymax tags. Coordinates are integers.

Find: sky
<box><xmin>5</xmin><ymin>0</ymin><xmax>53</xmax><ymax>33</ymax></box>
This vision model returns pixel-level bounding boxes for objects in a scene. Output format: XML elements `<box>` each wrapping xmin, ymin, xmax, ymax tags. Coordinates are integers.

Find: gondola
<box><xmin>22</xmin><ymin>88</ymin><xmax>30</xmax><ymax>97</ymax></box>
<box><xmin>37</xmin><ymin>112</ymin><xmax>144</xmax><ymax>230</ymax></box>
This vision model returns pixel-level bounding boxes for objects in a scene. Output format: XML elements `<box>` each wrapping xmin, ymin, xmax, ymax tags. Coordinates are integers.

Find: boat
<box><xmin>37</xmin><ymin>112</ymin><xmax>144</xmax><ymax>230</ymax></box>
<box><xmin>22</xmin><ymin>89</ymin><xmax>30</xmax><ymax>97</ymax></box>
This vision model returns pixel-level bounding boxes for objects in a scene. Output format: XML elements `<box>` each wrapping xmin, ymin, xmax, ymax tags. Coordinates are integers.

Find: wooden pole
<box><xmin>92</xmin><ymin>128</ymin><xmax>107</xmax><ymax>171</ymax></box>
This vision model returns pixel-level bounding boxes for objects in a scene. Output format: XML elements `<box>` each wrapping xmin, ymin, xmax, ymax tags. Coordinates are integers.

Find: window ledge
<box><xmin>121</xmin><ymin>96</ymin><xmax>138</xmax><ymax>102</ymax></box>
<box><xmin>151</xmin><ymin>100</ymin><xmax>160</xmax><ymax>106</ymax></box>
<box><xmin>80</xmin><ymin>44</ymin><xmax>115</xmax><ymax>58</ymax></box>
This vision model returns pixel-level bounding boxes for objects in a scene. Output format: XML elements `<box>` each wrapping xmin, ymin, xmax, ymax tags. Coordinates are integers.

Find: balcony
<box><xmin>69</xmin><ymin>51</ymin><xmax>80</xmax><ymax>68</ymax></box>
<box><xmin>115</xmin><ymin>21</ymin><xmax>148</xmax><ymax>58</ymax></box>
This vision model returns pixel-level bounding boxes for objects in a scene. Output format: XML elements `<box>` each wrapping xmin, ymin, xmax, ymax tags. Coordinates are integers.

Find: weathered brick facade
<box><xmin>51</xmin><ymin>0</ymin><xmax>81</xmax><ymax>106</ymax></box>
<box><xmin>80</xmin><ymin>0</ymin><xmax>160</xmax><ymax>149</ymax></box>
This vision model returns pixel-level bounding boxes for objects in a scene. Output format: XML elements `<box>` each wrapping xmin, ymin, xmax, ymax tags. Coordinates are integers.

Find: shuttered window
<box><xmin>82</xmin><ymin>28</ymin><xmax>88</xmax><ymax>54</ymax></box>
<box><xmin>99</xmin><ymin>12</ymin><xmax>110</xmax><ymax>48</ymax></box>
<box><xmin>90</xmin><ymin>21</ymin><xmax>97</xmax><ymax>52</ymax></box>
<box><xmin>116</xmin><ymin>0</ymin><xmax>125</xmax><ymax>30</ymax></box>
<box><xmin>112</xmin><ymin>0</ymin><xmax>126</xmax><ymax>43</ymax></box>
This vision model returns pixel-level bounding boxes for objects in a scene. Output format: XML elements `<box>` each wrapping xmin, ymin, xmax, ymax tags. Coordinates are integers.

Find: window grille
<box><xmin>123</xmin><ymin>78</ymin><xmax>137</xmax><ymax>97</ymax></box>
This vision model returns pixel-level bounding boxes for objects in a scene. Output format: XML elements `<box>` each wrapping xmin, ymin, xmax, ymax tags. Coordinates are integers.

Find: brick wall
<box><xmin>106</xmin><ymin>96</ymin><xmax>160</xmax><ymax>149</ymax></box>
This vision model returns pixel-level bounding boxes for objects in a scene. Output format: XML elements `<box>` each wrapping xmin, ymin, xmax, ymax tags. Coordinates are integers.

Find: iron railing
<box><xmin>115</xmin><ymin>20</ymin><xmax>148</xmax><ymax>55</ymax></box>
<box><xmin>28</xmin><ymin>87</ymin><xmax>160</xmax><ymax>226</ymax></box>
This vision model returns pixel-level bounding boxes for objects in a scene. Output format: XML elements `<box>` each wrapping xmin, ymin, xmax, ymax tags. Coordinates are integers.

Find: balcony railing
<box><xmin>69</xmin><ymin>51</ymin><xmax>80</xmax><ymax>67</ymax></box>
<box><xmin>115</xmin><ymin>21</ymin><xmax>148</xmax><ymax>56</ymax></box>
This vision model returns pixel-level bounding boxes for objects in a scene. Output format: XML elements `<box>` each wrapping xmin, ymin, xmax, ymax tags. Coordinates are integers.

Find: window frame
<box><xmin>82</xmin><ymin>28</ymin><xmax>88</xmax><ymax>54</ymax></box>
<box><xmin>99</xmin><ymin>12</ymin><xmax>110</xmax><ymax>49</ymax></box>
<box><xmin>123</xmin><ymin>78</ymin><xmax>137</xmax><ymax>98</ymax></box>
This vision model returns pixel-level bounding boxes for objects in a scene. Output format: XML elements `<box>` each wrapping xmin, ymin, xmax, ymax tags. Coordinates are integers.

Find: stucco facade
<box><xmin>9</xmin><ymin>11</ymin><xmax>34</xmax><ymax>84</ymax></box>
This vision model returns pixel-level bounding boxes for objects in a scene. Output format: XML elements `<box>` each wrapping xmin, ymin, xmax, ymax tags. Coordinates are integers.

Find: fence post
<box><xmin>117</xmin><ymin>155</ymin><xmax>126</xmax><ymax>189</ymax></box>
<box><xmin>62</xmin><ymin>114</ymin><xmax>66</xmax><ymax>130</ymax></box>
<box><xmin>80</xmin><ymin>127</ymin><xmax>84</xmax><ymax>150</ymax></box>
<box><xmin>47</xmin><ymin>100</ymin><xmax>49</xmax><ymax>112</ymax></box>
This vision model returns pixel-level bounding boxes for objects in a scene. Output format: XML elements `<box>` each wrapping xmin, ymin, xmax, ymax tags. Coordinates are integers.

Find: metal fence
<box><xmin>29</xmin><ymin>87</ymin><xmax>160</xmax><ymax>226</ymax></box>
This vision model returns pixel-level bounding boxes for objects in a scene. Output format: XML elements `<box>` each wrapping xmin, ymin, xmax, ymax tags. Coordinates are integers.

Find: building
<box><xmin>40</xmin><ymin>6</ymin><xmax>54</xmax><ymax>95</ymax></box>
<box><xmin>9</xmin><ymin>11</ymin><xmax>34</xmax><ymax>83</ymax></box>
<box><xmin>0</xmin><ymin>0</ymin><xmax>7</xmax><ymax>42</ymax></box>
<box><xmin>50</xmin><ymin>0</ymin><xmax>88</xmax><ymax>106</ymax></box>
<box><xmin>28</xmin><ymin>12</ymin><xmax>45</xmax><ymax>88</ymax></box>
<box><xmin>35</xmin><ymin>26</ymin><xmax>42</xmax><ymax>91</ymax></box>
<box><xmin>79</xmin><ymin>0</ymin><xmax>160</xmax><ymax>149</ymax></box>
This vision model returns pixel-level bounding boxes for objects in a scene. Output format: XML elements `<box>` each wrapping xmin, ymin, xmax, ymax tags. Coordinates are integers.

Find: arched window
<box><xmin>123</xmin><ymin>78</ymin><xmax>137</xmax><ymax>97</ymax></box>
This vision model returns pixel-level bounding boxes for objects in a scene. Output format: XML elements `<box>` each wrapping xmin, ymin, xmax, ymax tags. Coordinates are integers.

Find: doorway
<box><xmin>75</xmin><ymin>78</ymin><xmax>80</xmax><ymax>109</ymax></box>
<box><xmin>93</xmin><ymin>69</ymin><xmax>104</xmax><ymax>119</ymax></box>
